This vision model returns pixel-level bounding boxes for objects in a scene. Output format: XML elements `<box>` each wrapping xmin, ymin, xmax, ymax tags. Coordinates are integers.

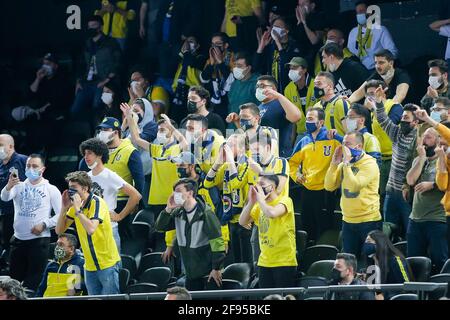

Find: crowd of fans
<box><xmin>1</xmin><ymin>0</ymin><xmax>450</xmax><ymax>300</ymax></box>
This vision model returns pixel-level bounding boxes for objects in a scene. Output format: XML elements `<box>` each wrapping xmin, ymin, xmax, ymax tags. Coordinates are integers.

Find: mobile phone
<box><xmin>9</xmin><ymin>167</ymin><xmax>18</xmax><ymax>178</ymax></box>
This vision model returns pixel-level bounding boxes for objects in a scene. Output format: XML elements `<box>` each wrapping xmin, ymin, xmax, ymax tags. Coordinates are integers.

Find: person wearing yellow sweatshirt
<box><xmin>289</xmin><ymin>107</ymin><xmax>341</xmax><ymax>242</ymax></box>
<box><xmin>325</xmin><ymin>131</ymin><xmax>382</xmax><ymax>258</ymax></box>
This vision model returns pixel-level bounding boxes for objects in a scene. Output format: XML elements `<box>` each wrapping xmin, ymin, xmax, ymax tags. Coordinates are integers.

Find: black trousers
<box><xmin>258</xmin><ymin>266</ymin><xmax>297</xmax><ymax>289</ymax></box>
<box><xmin>0</xmin><ymin>212</ymin><xmax>14</xmax><ymax>256</ymax></box>
<box><xmin>9</xmin><ymin>236</ymin><xmax>50</xmax><ymax>292</ymax></box>
<box><xmin>185</xmin><ymin>277</ymin><xmax>206</xmax><ymax>291</ymax></box>
<box><xmin>229</xmin><ymin>222</ymin><xmax>253</xmax><ymax>265</ymax></box>
<box><xmin>299</xmin><ymin>188</ymin><xmax>337</xmax><ymax>242</ymax></box>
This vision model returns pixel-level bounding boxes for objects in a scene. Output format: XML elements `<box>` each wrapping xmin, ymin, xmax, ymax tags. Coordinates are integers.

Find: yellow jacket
<box><xmin>289</xmin><ymin>127</ymin><xmax>341</xmax><ymax>190</ymax></box>
<box><xmin>435</xmin><ymin>123</ymin><xmax>450</xmax><ymax>217</ymax></box>
<box><xmin>325</xmin><ymin>153</ymin><xmax>381</xmax><ymax>223</ymax></box>
<box><xmin>284</xmin><ymin>76</ymin><xmax>317</xmax><ymax>134</ymax></box>
<box><xmin>96</xmin><ymin>1</ymin><xmax>135</xmax><ymax>39</ymax></box>
<box><xmin>371</xmin><ymin>99</ymin><xmax>396</xmax><ymax>159</ymax></box>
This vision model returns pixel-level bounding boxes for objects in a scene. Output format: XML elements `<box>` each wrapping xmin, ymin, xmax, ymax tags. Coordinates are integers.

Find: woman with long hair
<box><xmin>363</xmin><ymin>230</ymin><xmax>414</xmax><ymax>299</ymax></box>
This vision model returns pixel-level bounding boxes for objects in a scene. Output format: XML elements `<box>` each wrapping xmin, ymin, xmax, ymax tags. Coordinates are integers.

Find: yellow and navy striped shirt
<box><xmin>67</xmin><ymin>194</ymin><xmax>120</xmax><ymax>271</ymax></box>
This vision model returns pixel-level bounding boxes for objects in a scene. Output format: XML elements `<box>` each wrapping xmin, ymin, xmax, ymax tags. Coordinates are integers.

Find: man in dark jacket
<box><xmin>328</xmin><ymin>253</ymin><xmax>376</xmax><ymax>300</ymax></box>
<box><xmin>71</xmin><ymin>15</ymin><xmax>121</xmax><ymax>123</ymax></box>
<box><xmin>155</xmin><ymin>178</ymin><xmax>225</xmax><ymax>291</ymax></box>
<box><xmin>0</xmin><ymin>134</ymin><xmax>27</xmax><ymax>265</ymax></box>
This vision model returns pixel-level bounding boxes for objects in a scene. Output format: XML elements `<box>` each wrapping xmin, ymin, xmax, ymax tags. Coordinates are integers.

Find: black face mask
<box><xmin>177</xmin><ymin>167</ymin><xmax>190</xmax><ymax>178</ymax></box>
<box><xmin>400</xmin><ymin>121</ymin><xmax>413</xmax><ymax>136</ymax></box>
<box><xmin>187</xmin><ymin>100</ymin><xmax>198</xmax><ymax>113</ymax></box>
<box><xmin>425</xmin><ymin>145</ymin><xmax>437</xmax><ymax>158</ymax></box>
<box><xmin>330</xmin><ymin>268</ymin><xmax>344</xmax><ymax>283</ymax></box>
<box><xmin>87</xmin><ymin>28</ymin><xmax>100</xmax><ymax>38</ymax></box>
<box><xmin>314</xmin><ymin>86</ymin><xmax>326</xmax><ymax>99</ymax></box>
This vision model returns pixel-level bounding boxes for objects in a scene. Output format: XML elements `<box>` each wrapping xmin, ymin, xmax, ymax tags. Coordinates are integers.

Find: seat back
<box><xmin>393</xmin><ymin>241</ymin><xmax>407</xmax><ymax>257</ymax></box>
<box><xmin>222</xmin><ymin>263</ymin><xmax>251</xmax><ymax>288</ymax></box>
<box><xmin>120</xmin><ymin>254</ymin><xmax>137</xmax><ymax>280</ymax></box>
<box><xmin>119</xmin><ymin>268</ymin><xmax>130</xmax><ymax>293</ymax></box>
<box><xmin>428</xmin><ymin>273</ymin><xmax>450</xmax><ymax>300</ymax></box>
<box><xmin>440</xmin><ymin>259</ymin><xmax>450</xmax><ymax>274</ymax></box>
<box><xmin>300</xmin><ymin>245</ymin><xmax>338</xmax><ymax>272</ymax></box>
<box><xmin>406</xmin><ymin>256</ymin><xmax>432</xmax><ymax>282</ymax></box>
<box><xmin>390</xmin><ymin>293</ymin><xmax>418</xmax><ymax>300</ymax></box>
<box><xmin>138</xmin><ymin>267</ymin><xmax>172</xmax><ymax>291</ymax></box>
<box><xmin>316</xmin><ymin>230</ymin><xmax>341</xmax><ymax>250</ymax></box>
<box><xmin>125</xmin><ymin>283</ymin><xmax>159</xmax><ymax>294</ymax></box>
<box><xmin>296</xmin><ymin>230</ymin><xmax>308</xmax><ymax>260</ymax></box>
<box><xmin>297</xmin><ymin>276</ymin><xmax>328</xmax><ymax>300</ymax></box>
<box><xmin>137</xmin><ymin>252</ymin><xmax>170</xmax><ymax>277</ymax></box>
<box><xmin>306</xmin><ymin>260</ymin><xmax>335</xmax><ymax>279</ymax></box>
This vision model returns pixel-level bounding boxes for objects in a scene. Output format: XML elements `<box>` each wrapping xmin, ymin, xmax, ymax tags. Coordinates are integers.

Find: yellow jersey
<box><xmin>250</xmin><ymin>195</ymin><xmax>297</xmax><ymax>267</ymax></box>
<box><xmin>314</xmin><ymin>96</ymin><xmax>349</xmax><ymax>136</ymax></box>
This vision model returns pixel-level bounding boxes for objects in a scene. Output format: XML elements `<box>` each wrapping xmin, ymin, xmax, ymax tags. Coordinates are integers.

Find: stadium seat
<box><xmin>390</xmin><ymin>293</ymin><xmax>419</xmax><ymax>300</ymax></box>
<box><xmin>136</xmin><ymin>252</ymin><xmax>172</xmax><ymax>278</ymax></box>
<box><xmin>296</xmin><ymin>230</ymin><xmax>308</xmax><ymax>259</ymax></box>
<box><xmin>125</xmin><ymin>283</ymin><xmax>159</xmax><ymax>294</ymax></box>
<box><xmin>297</xmin><ymin>276</ymin><xmax>328</xmax><ymax>300</ymax></box>
<box><xmin>138</xmin><ymin>267</ymin><xmax>171</xmax><ymax>291</ymax></box>
<box><xmin>120</xmin><ymin>254</ymin><xmax>137</xmax><ymax>280</ymax></box>
<box><xmin>382</xmin><ymin>222</ymin><xmax>397</xmax><ymax>242</ymax></box>
<box><xmin>406</xmin><ymin>256</ymin><xmax>432</xmax><ymax>282</ymax></box>
<box><xmin>294</xmin><ymin>212</ymin><xmax>302</xmax><ymax>231</ymax></box>
<box><xmin>393</xmin><ymin>241</ymin><xmax>407</xmax><ymax>257</ymax></box>
<box><xmin>300</xmin><ymin>245</ymin><xmax>339</xmax><ymax>272</ymax></box>
<box><xmin>306</xmin><ymin>260</ymin><xmax>335</xmax><ymax>279</ymax></box>
<box><xmin>119</xmin><ymin>268</ymin><xmax>130</xmax><ymax>293</ymax></box>
<box><xmin>132</xmin><ymin>209</ymin><xmax>155</xmax><ymax>226</ymax></box>
<box><xmin>428</xmin><ymin>274</ymin><xmax>450</xmax><ymax>300</ymax></box>
<box><xmin>222</xmin><ymin>263</ymin><xmax>251</xmax><ymax>288</ymax></box>
<box><xmin>316</xmin><ymin>230</ymin><xmax>341</xmax><ymax>249</ymax></box>
<box><xmin>440</xmin><ymin>259</ymin><xmax>450</xmax><ymax>274</ymax></box>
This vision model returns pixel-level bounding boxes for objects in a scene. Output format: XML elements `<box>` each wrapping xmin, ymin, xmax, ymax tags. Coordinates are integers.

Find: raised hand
<box><xmin>332</xmin><ymin>145</ymin><xmax>343</xmax><ymax>165</ymax></box>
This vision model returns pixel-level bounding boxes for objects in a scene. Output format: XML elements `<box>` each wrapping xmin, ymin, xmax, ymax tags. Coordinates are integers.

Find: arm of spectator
<box><xmin>139</xmin><ymin>2</ymin><xmax>148</xmax><ymax>39</ymax></box>
<box><xmin>406</xmin><ymin>143</ymin><xmax>427</xmax><ymax>186</ymax></box>
<box><xmin>161</xmin><ymin>114</ymin><xmax>189</xmax><ymax>150</ymax></box>
<box><xmin>429</xmin><ymin>19</ymin><xmax>450</xmax><ymax>32</ymax></box>
<box><xmin>128</xmin><ymin>150</ymin><xmax>145</xmax><ymax>195</ymax></box>
<box><xmin>263</xmin><ymin>88</ymin><xmax>302</xmax><ymax>123</ymax></box>
<box><xmin>121</xmin><ymin>103</ymin><xmax>151</xmax><ymax>151</ymax></box>
<box><xmin>388</xmin><ymin>104</ymin><xmax>403</xmax><ymax>124</ymax></box>
<box><xmin>392</xmin><ymin>83</ymin><xmax>409</xmax><ymax>105</ymax></box>
<box><xmin>348</xmin><ymin>81</ymin><xmax>368</xmax><ymax>104</ymax></box>
<box><xmin>44</xmin><ymin>186</ymin><xmax>63</xmax><ymax>230</ymax></box>
<box><xmin>115</xmin><ymin>183</ymin><xmax>142</xmax><ymax>222</ymax></box>
<box><xmin>239</xmin><ymin>190</ymin><xmax>256</xmax><ymax>227</ymax></box>
<box><xmin>436</xmin><ymin>146</ymin><xmax>448</xmax><ymax>192</ymax></box>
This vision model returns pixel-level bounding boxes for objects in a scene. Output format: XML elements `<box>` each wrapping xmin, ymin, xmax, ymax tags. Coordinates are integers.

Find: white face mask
<box><xmin>97</xmin><ymin>131</ymin><xmax>114</xmax><ymax>144</ymax></box>
<box><xmin>357</xmin><ymin>13</ymin><xmax>367</xmax><ymax>25</ymax></box>
<box><xmin>101</xmin><ymin>92</ymin><xmax>113</xmax><ymax>105</ymax></box>
<box><xmin>325</xmin><ymin>39</ymin><xmax>336</xmax><ymax>45</ymax></box>
<box><xmin>255</xmin><ymin>87</ymin><xmax>267</xmax><ymax>102</ymax></box>
<box><xmin>328</xmin><ymin>63</ymin><xmax>338</xmax><ymax>72</ymax></box>
<box><xmin>0</xmin><ymin>147</ymin><xmax>7</xmax><ymax>161</ymax></box>
<box><xmin>446</xmin><ymin>147</ymin><xmax>450</xmax><ymax>155</ymax></box>
<box><xmin>288</xmin><ymin>69</ymin><xmax>302</xmax><ymax>82</ymax></box>
<box><xmin>42</xmin><ymin>64</ymin><xmax>54</xmax><ymax>77</ymax></box>
<box><xmin>429</xmin><ymin>76</ymin><xmax>443</xmax><ymax>90</ymax></box>
<box><xmin>173</xmin><ymin>192</ymin><xmax>185</xmax><ymax>206</ymax></box>
<box><xmin>157</xmin><ymin>132</ymin><xmax>169</xmax><ymax>144</ymax></box>
<box><xmin>271</xmin><ymin>26</ymin><xmax>286</xmax><ymax>39</ymax></box>
<box><xmin>346</xmin><ymin>118</ymin><xmax>359</xmax><ymax>133</ymax></box>
<box><xmin>232</xmin><ymin>67</ymin><xmax>247</xmax><ymax>80</ymax></box>
<box><xmin>380</xmin><ymin>68</ymin><xmax>395</xmax><ymax>81</ymax></box>
<box><xmin>189</xmin><ymin>42</ymin><xmax>196</xmax><ymax>52</ymax></box>
<box><xmin>87</xmin><ymin>160</ymin><xmax>98</xmax><ymax>170</ymax></box>
<box><xmin>130</xmin><ymin>81</ymin><xmax>140</xmax><ymax>95</ymax></box>
<box><xmin>185</xmin><ymin>131</ymin><xmax>200</xmax><ymax>144</ymax></box>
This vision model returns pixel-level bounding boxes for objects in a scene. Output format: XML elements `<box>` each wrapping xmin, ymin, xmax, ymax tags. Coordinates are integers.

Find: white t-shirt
<box><xmin>439</xmin><ymin>26</ymin><xmax>450</xmax><ymax>60</ymax></box>
<box><xmin>186</xmin><ymin>208</ymin><xmax>197</xmax><ymax>223</ymax></box>
<box><xmin>88</xmin><ymin>168</ymin><xmax>126</xmax><ymax>227</ymax></box>
<box><xmin>0</xmin><ymin>179</ymin><xmax>62</xmax><ymax>241</ymax></box>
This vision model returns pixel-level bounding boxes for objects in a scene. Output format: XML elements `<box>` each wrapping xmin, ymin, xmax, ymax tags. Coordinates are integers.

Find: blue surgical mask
<box><xmin>240</xmin><ymin>119</ymin><xmax>254</xmax><ymax>131</ymax></box>
<box><xmin>25</xmin><ymin>168</ymin><xmax>41</xmax><ymax>181</ymax></box>
<box><xmin>362</xmin><ymin>242</ymin><xmax>376</xmax><ymax>258</ymax></box>
<box><xmin>306</xmin><ymin>121</ymin><xmax>318</xmax><ymax>134</ymax></box>
<box><xmin>349</xmin><ymin>147</ymin><xmax>363</xmax><ymax>163</ymax></box>
<box><xmin>357</xmin><ymin>13</ymin><xmax>367</xmax><ymax>25</ymax></box>
<box><xmin>431</xmin><ymin>110</ymin><xmax>444</xmax><ymax>123</ymax></box>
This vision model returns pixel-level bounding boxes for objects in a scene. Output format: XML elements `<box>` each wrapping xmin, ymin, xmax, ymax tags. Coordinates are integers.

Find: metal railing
<box><xmin>28</xmin><ymin>282</ymin><xmax>449</xmax><ymax>300</ymax></box>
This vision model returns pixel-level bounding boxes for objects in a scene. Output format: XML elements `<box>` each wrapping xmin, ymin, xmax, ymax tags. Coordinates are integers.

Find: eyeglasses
<box><xmin>431</xmin><ymin>106</ymin><xmax>447</xmax><ymax>112</ymax></box>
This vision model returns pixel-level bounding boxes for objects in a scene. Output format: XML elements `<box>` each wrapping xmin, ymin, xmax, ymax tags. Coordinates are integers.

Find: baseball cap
<box><xmin>286</xmin><ymin>57</ymin><xmax>308</xmax><ymax>69</ymax></box>
<box><xmin>96</xmin><ymin>117</ymin><xmax>121</xmax><ymax>130</ymax></box>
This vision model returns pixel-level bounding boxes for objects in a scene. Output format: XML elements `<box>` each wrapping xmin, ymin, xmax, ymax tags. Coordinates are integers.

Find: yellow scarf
<box><xmin>357</xmin><ymin>25</ymin><xmax>373</xmax><ymax>58</ymax></box>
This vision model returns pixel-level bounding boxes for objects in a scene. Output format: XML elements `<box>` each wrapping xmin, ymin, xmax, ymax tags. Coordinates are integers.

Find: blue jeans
<box><xmin>70</xmin><ymin>81</ymin><xmax>104</xmax><ymax>120</ymax></box>
<box><xmin>407</xmin><ymin>219</ymin><xmax>448</xmax><ymax>273</ymax></box>
<box><xmin>342</xmin><ymin>220</ymin><xmax>383</xmax><ymax>258</ymax></box>
<box><xmin>85</xmin><ymin>262</ymin><xmax>120</xmax><ymax>295</ymax></box>
<box><xmin>383</xmin><ymin>189</ymin><xmax>411</xmax><ymax>236</ymax></box>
